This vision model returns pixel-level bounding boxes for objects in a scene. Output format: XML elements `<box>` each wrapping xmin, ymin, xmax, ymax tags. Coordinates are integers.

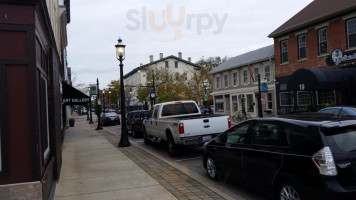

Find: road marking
<box><xmin>175</xmin><ymin>157</ymin><xmax>201</xmax><ymax>162</ymax></box>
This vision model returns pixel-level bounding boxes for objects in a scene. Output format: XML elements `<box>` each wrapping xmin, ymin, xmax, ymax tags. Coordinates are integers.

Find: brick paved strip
<box><xmin>97</xmin><ymin>129</ymin><xmax>226</xmax><ymax>200</ymax></box>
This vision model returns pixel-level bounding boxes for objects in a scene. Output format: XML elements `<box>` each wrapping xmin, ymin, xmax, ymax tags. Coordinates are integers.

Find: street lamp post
<box><xmin>96</xmin><ymin>78</ymin><xmax>103</xmax><ymax>130</ymax></box>
<box><xmin>115</xmin><ymin>37</ymin><xmax>130</xmax><ymax>147</ymax></box>
<box><xmin>203</xmin><ymin>80</ymin><xmax>208</xmax><ymax>106</ymax></box>
<box><xmin>89</xmin><ymin>93</ymin><xmax>93</xmax><ymax>124</ymax></box>
<box><xmin>103</xmin><ymin>89</ymin><xmax>106</xmax><ymax>113</ymax></box>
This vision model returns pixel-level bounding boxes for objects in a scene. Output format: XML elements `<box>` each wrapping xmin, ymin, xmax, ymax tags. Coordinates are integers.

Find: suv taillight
<box><xmin>312</xmin><ymin>146</ymin><xmax>337</xmax><ymax>176</ymax></box>
<box><xmin>179</xmin><ymin>123</ymin><xmax>184</xmax><ymax>134</ymax></box>
<box><xmin>228</xmin><ymin>118</ymin><xmax>231</xmax><ymax>128</ymax></box>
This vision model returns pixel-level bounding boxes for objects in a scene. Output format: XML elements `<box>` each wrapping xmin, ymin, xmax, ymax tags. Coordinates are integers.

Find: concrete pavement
<box><xmin>55</xmin><ymin>114</ymin><xmax>236</xmax><ymax>200</ymax></box>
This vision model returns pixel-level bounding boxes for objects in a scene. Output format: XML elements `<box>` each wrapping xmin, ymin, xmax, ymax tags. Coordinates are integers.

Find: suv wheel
<box><xmin>167</xmin><ymin>134</ymin><xmax>178</xmax><ymax>157</ymax></box>
<box><xmin>143</xmin><ymin>129</ymin><xmax>150</xmax><ymax>145</ymax></box>
<box><xmin>205</xmin><ymin>156</ymin><xmax>218</xmax><ymax>180</ymax></box>
<box><xmin>278</xmin><ymin>181</ymin><xmax>302</xmax><ymax>200</ymax></box>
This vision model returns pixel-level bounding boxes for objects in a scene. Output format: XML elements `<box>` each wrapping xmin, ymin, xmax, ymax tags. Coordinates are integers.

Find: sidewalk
<box><xmin>54</xmin><ymin>115</ymin><xmax>232</xmax><ymax>200</ymax></box>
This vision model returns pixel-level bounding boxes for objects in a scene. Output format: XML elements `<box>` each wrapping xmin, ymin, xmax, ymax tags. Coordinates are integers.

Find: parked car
<box><xmin>144</xmin><ymin>100</ymin><xmax>231</xmax><ymax>156</ymax></box>
<box><xmin>318</xmin><ymin>106</ymin><xmax>356</xmax><ymax>116</ymax></box>
<box><xmin>202</xmin><ymin>116</ymin><xmax>356</xmax><ymax>200</ymax></box>
<box><xmin>126</xmin><ymin>110</ymin><xmax>150</xmax><ymax>137</ymax></box>
<box><xmin>81</xmin><ymin>108</ymin><xmax>88</xmax><ymax>115</ymax></box>
<box><xmin>101</xmin><ymin>112</ymin><xmax>120</xmax><ymax>126</ymax></box>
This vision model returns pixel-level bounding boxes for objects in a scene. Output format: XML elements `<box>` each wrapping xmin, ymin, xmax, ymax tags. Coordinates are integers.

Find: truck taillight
<box><xmin>179</xmin><ymin>123</ymin><xmax>184</xmax><ymax>134</ymax></box>
<box><xmin>312</xmin><ymin>146</ymin><xmax>337</xmax><ymax>176</ymax></box>
<box><xmin>228</xmin><ymin>118</ymin><xmax>231</xmax><ymax>128</ymax></box>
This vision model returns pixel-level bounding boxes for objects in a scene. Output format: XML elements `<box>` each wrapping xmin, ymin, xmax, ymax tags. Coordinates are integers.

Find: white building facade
<box><xmin>124</xmin><ymin>52</ymin><xmax>200</xmax><ymax>109</ymax></box>
<box><xmin>210</xmin><ymin>45</ymin><xmax>277</xmax><ymax>118</ymax></box>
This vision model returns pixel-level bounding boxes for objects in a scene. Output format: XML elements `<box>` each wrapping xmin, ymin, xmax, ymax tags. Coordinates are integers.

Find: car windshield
<box><xmin>322</xmin><ymin>125</ymin><xmax>356</xmax><ymax>153</ymax></box>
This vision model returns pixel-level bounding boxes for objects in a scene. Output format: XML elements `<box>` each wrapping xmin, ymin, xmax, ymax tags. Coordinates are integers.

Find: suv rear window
<box><xmin>322</xmin><ymin>126</ymin><xmax>356</xmax><ymax>153</ymax></box>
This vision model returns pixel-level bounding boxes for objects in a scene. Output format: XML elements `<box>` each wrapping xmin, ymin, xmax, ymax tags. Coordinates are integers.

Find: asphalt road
<box><xmin>103</xmin><ymin>122</ymin><xmax>269</xmax><ymax>200</ymax></box>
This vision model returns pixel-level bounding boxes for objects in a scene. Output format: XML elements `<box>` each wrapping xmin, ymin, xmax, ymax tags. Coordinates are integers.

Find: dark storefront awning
<box><xmin>287</xmin><ymin>68</ymin><xmax>356</xmax><ymax>91</ymax></box>
<box><xmin>62</xmin><ymin>81</ymin><xmax>90</xmax><ymax>105</ymax></box>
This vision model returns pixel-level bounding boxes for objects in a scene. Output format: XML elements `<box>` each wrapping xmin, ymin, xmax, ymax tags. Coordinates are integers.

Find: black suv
<box><xmin>202</xmin><ymin>116</ymin><xmax>356</xmax><ymax>199</ymax></box>
<box><xmin>126</xmin><ymin>110</ymin><xmax>149</xmax><ymax>137</ymax></box>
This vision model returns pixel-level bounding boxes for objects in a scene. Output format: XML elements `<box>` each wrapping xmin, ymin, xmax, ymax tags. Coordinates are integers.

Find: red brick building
<box><xmin>269</xmin><ymin>0</ymin><xmax>356</xmax><ymax>114</ymax></box>
<box><xmin>0</xmin><ymin>0</ymin><xmax>72</xmax><ymax>199</ymax></box>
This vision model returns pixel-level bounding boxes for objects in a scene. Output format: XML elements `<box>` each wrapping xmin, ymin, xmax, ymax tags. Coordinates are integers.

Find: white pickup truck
<box><xmin>143</xmin><ymin>100</ymin><xmax>231</xmax><ymax>156</ymax></box>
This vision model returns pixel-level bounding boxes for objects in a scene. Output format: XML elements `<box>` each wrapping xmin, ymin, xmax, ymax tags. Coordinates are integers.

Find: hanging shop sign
<box><xmin>326</xmin><ymin>49</ymin><xmax>356</xmax><ymax>66</ymax></box>
<box><xmin>89</xmin><ymin>84</ymin><xmax>97</xmax><ymax>95</ymax></box>
<box><xmin>261</xmin><ymin>80</ymin><xmax>268</xmax><ymax>92</ymax></box>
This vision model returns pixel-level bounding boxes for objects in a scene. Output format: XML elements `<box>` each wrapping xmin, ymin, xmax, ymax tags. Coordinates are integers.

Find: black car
<box><xmin>101</xmin><ymin>112</ymin><xmax>120</xmax><ymax>126</ymax></box>
<box><xmin>202</xmin><ymin>116</ymin><xmax>356</xmax><ymax>200</ymax></box>
<box><xmin>126</xmin><ymin>110</ymin><xmax>149</xmax><ymax>137</ymax></box>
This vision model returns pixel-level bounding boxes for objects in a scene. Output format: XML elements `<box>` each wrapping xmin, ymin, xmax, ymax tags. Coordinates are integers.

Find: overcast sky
<box><xmin>67</xmin><ymin>0</ymin><xmax>313</xmax><ymax>88</ymax></box>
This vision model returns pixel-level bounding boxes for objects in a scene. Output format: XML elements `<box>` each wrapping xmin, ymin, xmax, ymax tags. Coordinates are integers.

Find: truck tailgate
<box><xmin>181</xmin><ymin>116</ymin><xmax>229</xmax><ymax>137</ymax></box>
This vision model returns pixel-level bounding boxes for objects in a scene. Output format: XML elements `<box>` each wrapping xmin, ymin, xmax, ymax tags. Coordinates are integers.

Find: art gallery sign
<box><xmin>62</xmin><ymin>81</ymin><xmax>90</xmax><ymax>105</ymax></box>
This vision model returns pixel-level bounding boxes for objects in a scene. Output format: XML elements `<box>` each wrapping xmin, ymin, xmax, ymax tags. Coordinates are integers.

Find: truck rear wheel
<box><xmin>167</xmin><ymin>134</ymin><xmax>178</xmax><ymax>157</ymax></box>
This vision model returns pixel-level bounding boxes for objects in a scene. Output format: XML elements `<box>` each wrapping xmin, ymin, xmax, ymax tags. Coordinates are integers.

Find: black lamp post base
<box><xmin>89</xmin><ymin>120</ymin><xmax>93</xmax><ymax>124</ymax></box>
<box><xmin>119</xmin><ymin>138</ymin><xmax>131</xmax><ymax>147</ymax></box>
<box><xmin>96</xmin><ymin>123</ymin><xmax>103</xmax><ymax>130</ymax></box>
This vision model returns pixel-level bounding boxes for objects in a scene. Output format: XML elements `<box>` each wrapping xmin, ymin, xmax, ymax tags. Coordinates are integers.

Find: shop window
<box><xmin>254</xmin><ymin>68</ymin><xmax>259</xmax><ymax>83</ymax></box>
<box><xmin>298</xmin><ymin>34</ymin><xmax>306</xmax><ymax>59</ymax></box>
<box><xmin>267</xmin><ymin>93</ymin><xmax>273</xmax><ymax>109</ymax></box>
<box><xmin>233</xmin><ymin>72</ymin><xmax>238</xmax><ymax>86</ymax></box>
<box><xmin>243</xmin><ymin>70</ymin><xmax>248</xmax><ymax>84</ymax></box>
<box><xmin>224</xmin><ymin>74</ymin><xmax>229</xmax><ymax>87</ymax></box>
<box><xmin>232</xmin><ymin>95</ymin><xmax>238</xmax><ymax>112</ymax></box>
<box><xmin>281</xmin><ymin>40</ymin><xmax>288</xmax><ymax>63</ymax></box>
<box><xmin>264</xmin><ymin>65</ymin><xmax>270</xmax><ymax>82</ymax></box>
<box><xmin>297</xmin><ymin>91</ymin><xmax>311</xmax><ymax>106</ymax></box>
<box><xmin>215</xmin><ymin>96</ymin><xmax>224</xmax><ymax>112</ymax></box>
<box><xmin>40</xmin><ymin>74</ymin><xmax>50</xmax><ymax>160</ymax></box>
<box><xmin>318</xmin><ymin>28</ymin><xmax>328</xmax><ymax>55</ymax></box>
<box><xmin>317</xmin><ymin>90</ymin><xmax>335</xmax><ymax>105</ymax></box>
<box><xmin>246</xmin><ymin>94</ymin><xmax>254</xmax><ymax>112</ymax></box>
<box><xmin>225</xmin><ymin>95</ymin><xmax>231</xmax><ymax>112</ymax></box>
<box><xmin>280</xmin><ymin>92</ymin><xmax>294</xmax><ymax>106</ymax></box>
<box><xmin>347</xmin><ymin>18</ymin><xmax>356</xmax><ymax>49</ymax></box>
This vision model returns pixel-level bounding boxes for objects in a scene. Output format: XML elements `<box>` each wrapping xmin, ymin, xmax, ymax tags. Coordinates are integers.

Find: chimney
<box><xmin>178</xmin><ymin>52</ymin><xmax>182</xmax><ymax>59</ymax></box>
<box><xmin>159</xmin><ymin>53</ymin><xmax>163</xmax><ymax>59</ymax></box>
<box><xmin>140</xmin><ymin>63</ymin><xmax>143</xmax><ymax>66</ymax></box>
<box><xmin>150</xmin><ymin>55</ymin><xmax>153</xmax><ymax>62</ymax></box>
<box><xmin>188</xmin><ymin>57</ymin><xmax>191</xmax><ymax>62</ymax></box>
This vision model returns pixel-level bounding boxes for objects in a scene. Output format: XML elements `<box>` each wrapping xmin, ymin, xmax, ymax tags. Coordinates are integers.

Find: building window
<box><xmin>184</xmin><ymin>72</ymin><xmax>188</xmax><ymax>80</ymax></box>
<box><xmin>224</xmin><ymin>74</ymin><xmax>229</xmax><ymax>87</ymax></box>
<box><xmin>317</xmin><ymin>90</ymin><xmax>335</xmax><ymax>105</ymax></box>
<box><xmin>254</xmin><ymin>68</ymin><xmax>259</xmax><ymax>83</ymax></box>
<box><xmin>165</xmin><ymin>61</ymin><xmax>169</xmax><ymax>68</ymax></box>
<box><xmin>40</xmin><ymin>75</ymin><xmax>50</xmax><ymax>160</ymax></box>
<box><xmin>318</xmin><ymin>28</ymin><xmax>328</xmax><ymax>55</ymax></box>
<box><xmin>264</xmin><ymin>65</ymin><xmax>270</xmax><ymax>82</ymax></box>
<box><xmin>267</xmin><ymin>93</ymin><xmax>273</xmax><ymax>109</ymax></box>
<box><xmin>298</xmin><ymin>34</ymin><xmax>306</xmax><ymax>59</ymax></box>
<box><xmin>216</xmin><ymin>76</ymin><xmax>220</xmax><ymax>89</ymax></box>
<box><xmin>297</xmin><ymin>91</ymin><xmax>311</xmax><ymax>106</ymax></box>
<box><xmin>233</xmin><ymin>72</ymin><xmax>238</xmax><ymax>86</ymax></box>
<box><xmin>347</xmin><ymin>18</ymin><xmax>356</xmax><ymax>49</ymax></box>
<box><xmin>243</xmin><ymin>70</ymin><xmax>248</xmax><ymax>84</ymax></box>
<box><xmin>280</xmin><ymin>92</ymin><xmax>294</xmax><ymax>106</ymax></box>
<box><xmin>281</xmin><ymin>40</ymin><xmax>288</xmax><ymax>63</ymax></box>
<box><xmin>175</xmin><ymin>61</ymin><xmax>178</xmax><ymax>68</ymax></box>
